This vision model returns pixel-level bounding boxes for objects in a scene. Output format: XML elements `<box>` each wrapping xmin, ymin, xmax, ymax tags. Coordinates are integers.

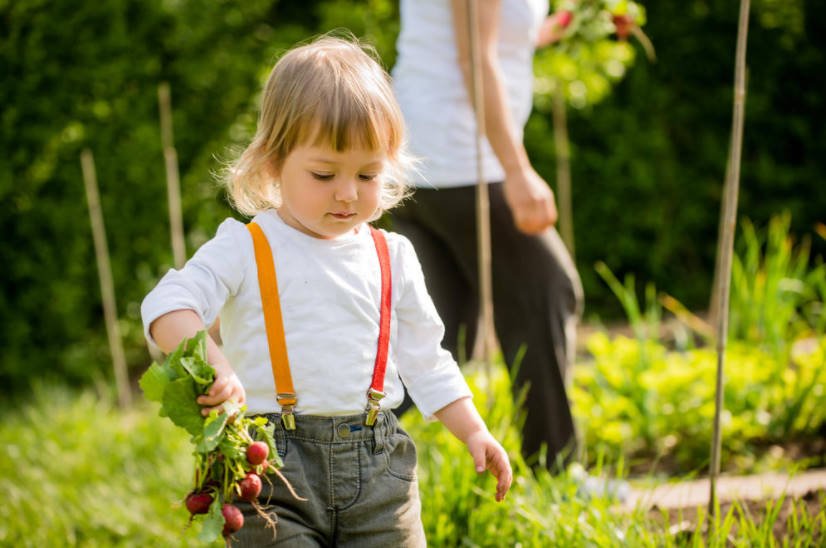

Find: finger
<box><xmin>486</xmin><ymin>451</ymin><xmax>511</xmax><ymax>490</ymax></box>
<box><xmin>201</xmin><ymin>403</ymin><xmax>227</xmax><ymax>416</ymax></box>
<box><xmin>493</xmin><ymin>460</ymin><xmax>513</xmax><ymax>501</ymax></box>
<box><xmin>208</xmin><ymin>376</ymin><xmax>228</xmax><ymax>397</ymax></box>
<box><xmin>200</xmin><ymin>383</ymin><xmax>233</xmax><ymax>408</ymax></box>
<box><xmin>516</xmin><ymin>213</ymin><xmax>546</xmax><ymax>235</ymax></box>
<box><xmin>471</xmin><ymin>448</ymin><xmax>486</xmax><ymax>474</ymax></box>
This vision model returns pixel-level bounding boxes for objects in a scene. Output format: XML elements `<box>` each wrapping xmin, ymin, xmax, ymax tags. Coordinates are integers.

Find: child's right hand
<box><xmin>197</xmin><ymin>362</ymin><xmax>246</xmax><ymax>416</ymax></box>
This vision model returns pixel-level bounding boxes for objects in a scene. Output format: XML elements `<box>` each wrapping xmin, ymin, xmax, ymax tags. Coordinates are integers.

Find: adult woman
<box><xmin>392</xmin><ymin>0</ymin><xmax>583</xmax><ymax>470</ymax></box>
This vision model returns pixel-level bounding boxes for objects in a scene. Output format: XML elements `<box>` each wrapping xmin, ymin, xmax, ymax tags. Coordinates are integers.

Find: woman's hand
<box><xmin>536</xmin><ymin>12</ymin><xmax>569</xmax><ymax>47</ymax></box>
<box><xmin>197</xmin><ymin>362</ymin><xmax>246</xmax><ymax>416</ymax></box>
<box><xmin>503</xmin><ymin>167</ymin><xmax>558</xmax><ymax>235</ymax></box>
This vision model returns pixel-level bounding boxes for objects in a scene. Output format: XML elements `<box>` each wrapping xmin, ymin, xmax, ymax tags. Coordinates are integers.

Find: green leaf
<box><xmin>161</xmin><ymin>377</ymin><xmax>204</xmax><ymax>436</ymax></box>
<box><xmin>163</xmin><ymin>339</ymin><xmax>188</xmax><ymax>380</ymax></box>
<box><xmin>197</xmin><ymin>497</ymin><xmax>224</xmax><ymax>543</ymax></box>
<box><xmin>138</xmin><ymin>361</ymin><xmax>170</xmax><ymax>403</ymax></box>
<box><xmin>217</xmin><ymin>436</ymin><xmax>246</xmax><ymax>462</ymax></box>
<box><xmin>197</xmin><ymin>410</ymin><xmax>230</xmax><ymax>453</ymax></box>
<box><xmin>180</xmin><ymin>356</ymin><xmax>215</xmax><ymax>388</ymax></box>
<box><xmin>185</xmin><ymin>330</ymin><xmax>208</xmax><ymax>363</ymax></box>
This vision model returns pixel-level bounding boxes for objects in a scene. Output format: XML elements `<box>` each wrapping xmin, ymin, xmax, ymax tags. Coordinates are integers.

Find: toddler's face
<box><xmin>275</xmin><ymin>143</ymin><xmax>385</xmax><ymax>239</ymax></box>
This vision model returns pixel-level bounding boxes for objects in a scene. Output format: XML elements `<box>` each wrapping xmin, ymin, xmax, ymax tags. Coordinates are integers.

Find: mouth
<box><xmin>329</xmin><ymin>212</ymin><xmax>357</xmax><ymax>220</ymax></box>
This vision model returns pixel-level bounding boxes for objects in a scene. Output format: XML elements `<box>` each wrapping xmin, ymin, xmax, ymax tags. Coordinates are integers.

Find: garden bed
<box><xmin>650</xmin><ymin>488</ymin><xmax>825</xmax><ymax>543</ymax></box>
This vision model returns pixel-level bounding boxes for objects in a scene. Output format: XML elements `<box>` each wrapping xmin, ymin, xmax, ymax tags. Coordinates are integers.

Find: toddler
<box><xmin>142</xmin><ymin>35</ymin><xmax>512</xmax><ymax>547</ymax></box>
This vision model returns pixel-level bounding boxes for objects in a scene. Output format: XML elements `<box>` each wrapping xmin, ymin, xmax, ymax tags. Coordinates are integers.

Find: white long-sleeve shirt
<box><xmin>392</xmin><ymin>0</ymin><xmax>548</xmax><ymax>187</ymax></box>
<box><xmin>141</xmin><ymin>210</ymin><xmax>471</xmax><ymax>417</ymax></box>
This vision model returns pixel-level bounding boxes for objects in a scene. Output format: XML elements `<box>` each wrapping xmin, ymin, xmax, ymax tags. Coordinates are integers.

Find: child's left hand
<box><xmin>465</xmin><ymin>430</ymin><xmax>513</xmax><ymax>502</ymax></box>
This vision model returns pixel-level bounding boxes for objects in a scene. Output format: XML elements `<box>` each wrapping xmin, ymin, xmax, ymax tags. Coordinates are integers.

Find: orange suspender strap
<box><xmin>247</xmin><ymin>222</ymin><xmax>298</xmax><ymax>430</ymax></box>
<box><xmin>247</xmin><ymin>222</ymin><xmax>393</xmax><ymax>429</ymax></box>
<box><xmin>365</xmin><ymin>226</ymin><xmax>392</xmax><ymax>426</ymax></box>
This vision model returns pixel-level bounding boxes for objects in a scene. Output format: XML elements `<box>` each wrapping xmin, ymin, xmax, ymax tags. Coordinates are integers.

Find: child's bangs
<box><xmin>303</xmin><ymin>96</ymin><xmax>394</xmax><ymax>154</ymax></box>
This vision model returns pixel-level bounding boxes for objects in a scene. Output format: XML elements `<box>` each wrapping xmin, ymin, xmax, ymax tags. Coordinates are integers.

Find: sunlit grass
<box><xmin>0</xmin><ymin>366</ymin><xmax>822</xmax><ymax>546</ymax></box>
<box><xmin>0</xmin><ymin>384</ymin><xmax>217</xmax><ymax>548</ymax></box>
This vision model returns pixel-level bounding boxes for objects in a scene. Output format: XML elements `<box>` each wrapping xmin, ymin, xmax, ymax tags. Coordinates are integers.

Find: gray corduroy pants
<box><xmin>234</xmin><ymin>412</ymin><xmax>425</xmax><ymax>547</ymax></box>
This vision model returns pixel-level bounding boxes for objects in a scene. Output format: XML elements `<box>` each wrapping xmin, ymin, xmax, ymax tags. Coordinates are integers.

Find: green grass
<box><xmin>0</xmin><ymin>384</ymin><xmax>217</xmax><ymax>548</ymax></box>
<box><xmin>1</xmin><ymin>373</ymin><xmax>822</xmax><ymax>547</ymax></box>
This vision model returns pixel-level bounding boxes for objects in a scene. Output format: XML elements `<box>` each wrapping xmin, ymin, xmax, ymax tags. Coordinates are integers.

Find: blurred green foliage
<box><xmin>2</xmin><ymin>0</ymin><xmax>825</xmax><ymax>394</ymax></box>
<box><xmin>576</xmin><ymin>218</ymin><xmax>826</xmax><ymax>475</ymax></box>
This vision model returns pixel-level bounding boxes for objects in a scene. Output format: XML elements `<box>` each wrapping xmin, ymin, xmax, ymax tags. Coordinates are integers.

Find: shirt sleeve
<box><xmin>391</xmin><ymin>234</ymin><xmax>472</xmax><ymax>418</ymax></box>
<box><xmin>141</xmin><ymin>218</ymin><xmax>250</xmax><ymax>349</ymax></box>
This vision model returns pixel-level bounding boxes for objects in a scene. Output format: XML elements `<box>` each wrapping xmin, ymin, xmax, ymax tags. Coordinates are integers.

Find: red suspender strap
<box><xmin>365</xmin><ymin>226</ymin><xmax>392</xmax><ymax>425</ymax></box>
<box><xmin>247</xmin><ymin>222</ymin><xmax>298</xmax><ymax>429</ymax></box>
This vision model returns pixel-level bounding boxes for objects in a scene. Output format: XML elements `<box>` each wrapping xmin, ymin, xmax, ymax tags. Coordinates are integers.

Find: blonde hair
<box><xmin>226</xmin><ymin>34</ymin><xmax>413</xmax><ymax>218</ymax></box>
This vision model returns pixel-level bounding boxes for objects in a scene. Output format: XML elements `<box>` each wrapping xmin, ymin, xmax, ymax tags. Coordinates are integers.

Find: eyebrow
<box><xmin>308</xmin><ymin>157</ymin><xmax>383</xmax><ymax>169</ymax></box>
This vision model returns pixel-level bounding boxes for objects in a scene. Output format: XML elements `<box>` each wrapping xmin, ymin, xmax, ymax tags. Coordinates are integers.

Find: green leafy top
<box><xmin>139</xmin><ymin>331</ymin><xmax>215</xmax><ymax>437</ymax></box>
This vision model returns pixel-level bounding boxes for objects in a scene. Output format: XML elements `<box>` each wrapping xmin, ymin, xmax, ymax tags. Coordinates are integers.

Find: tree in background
<box><xmin>1</xmin><ymin>0</ymin><xmax>824</xmax><ymax>395</ymax></box>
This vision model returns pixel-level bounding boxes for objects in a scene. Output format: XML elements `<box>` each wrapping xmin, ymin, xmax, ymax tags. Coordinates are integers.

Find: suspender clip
<box><xmin>278</xmin><ymin>393</ymin><xmax>297</xmax><ymax>430</ymax></box>
<box><xmin>364</xmin><ymin>388</ymin><xmax>386</xmax><ymax>426</ymax></box>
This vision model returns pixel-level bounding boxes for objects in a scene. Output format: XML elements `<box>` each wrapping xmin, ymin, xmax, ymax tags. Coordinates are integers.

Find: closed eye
<box><xmin>359</xmin><ymin>173</ymin><xmax>378</xmax><ymax>181</ymax></box>
<box><xmin>311</xmin><ymin>172</ymin><xmax>334</xmax><ymax>181</ymax></box>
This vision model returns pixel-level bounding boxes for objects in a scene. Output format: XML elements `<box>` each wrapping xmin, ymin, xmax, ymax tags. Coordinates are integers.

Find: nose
<box><xmin>335</xmin><ymin>177</ymin><xmax>358</xmax><ymax>203</ymax></box>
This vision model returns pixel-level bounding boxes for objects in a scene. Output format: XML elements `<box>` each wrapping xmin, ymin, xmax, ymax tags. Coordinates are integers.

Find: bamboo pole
<box><xmin>709</xmin><ymin>139</ymin><xmax>733</xmax><ymax>329</ymax></box>
<box><xmin>552</xmin><ymin>91</ymin><xmax>575</xmax><ymax>257</ymax></box>
<box><xmin>467</xmin><ymin>0</ymin><xmax>496</xmax><ymax>366</ymax></box>
<box><xmin>80</xmin><ymin>149</ymin><xmax>132</xmax><ymax>408</ymax></box>
<box><xmin>709</xmin><ymin>0</ymin><xmax>750</xmax><ymax>517</ymax></box>
<box><xmin>158</xmin><ymin>82</ymin><xmax>186</xmax><ymax>269</ymax></box>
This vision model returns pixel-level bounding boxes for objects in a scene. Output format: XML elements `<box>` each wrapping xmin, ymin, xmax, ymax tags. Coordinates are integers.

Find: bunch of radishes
<box><xmin>185</xmin><ymin>436</ymin><xmax>277</xmax><ymax>540</ymax></box>
<box><xmin>139</xmin><ymin>332</ymin><xmax>297</xmax><ymax>545</ymax></box>
<box><xmin>545</xmin><ymin>0</ymin><xmax>649</xmax><ymax>47</ymax></box>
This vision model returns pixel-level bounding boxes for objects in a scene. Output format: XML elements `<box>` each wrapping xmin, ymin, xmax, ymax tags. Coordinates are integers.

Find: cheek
<box><xmin>364</xmin><ymin>181</ymin><xmax>382</xmax><ymax>206</ymax></box>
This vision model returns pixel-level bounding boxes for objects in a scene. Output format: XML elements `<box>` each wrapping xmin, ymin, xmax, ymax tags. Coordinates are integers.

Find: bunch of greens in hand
<box><xmin>139</xmin><ymin>331</ymin><xmax>299</xmax><ymax>544</ymax></box>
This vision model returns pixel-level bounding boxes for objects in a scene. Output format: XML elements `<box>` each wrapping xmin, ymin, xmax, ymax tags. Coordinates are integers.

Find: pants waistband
<box><xmin>255</xmin><ymin>411</ymin><xmax>398</xmax><ymax>444</ymax></box>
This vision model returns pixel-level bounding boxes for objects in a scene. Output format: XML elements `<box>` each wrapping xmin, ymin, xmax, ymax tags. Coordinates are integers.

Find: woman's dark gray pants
<box><xmin>392</xmin><ymin>182</ymin><xmax>583</xmax><ymax>470</ymax></box>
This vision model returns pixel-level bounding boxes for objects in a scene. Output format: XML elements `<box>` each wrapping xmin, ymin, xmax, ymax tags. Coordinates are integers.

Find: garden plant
<box><xmin>2</xmin><ymin>0</ymin><xmax>825</xmax><ymax>545</ymax></box>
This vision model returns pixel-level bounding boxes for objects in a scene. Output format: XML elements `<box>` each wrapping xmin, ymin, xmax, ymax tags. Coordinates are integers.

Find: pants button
<box><xmin>336</xmin><ymin>423</ymin><xmax>350</xmax><ymax>438</ymax></box>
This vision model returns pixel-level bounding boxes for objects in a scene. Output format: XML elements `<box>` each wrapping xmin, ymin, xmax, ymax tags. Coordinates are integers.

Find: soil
<box><xmin>649</xmin><ymin>488</ymin><xmax>824</xmax><ymax>543</ymax></box>
<box><xmin>627</xmin><ymin>469</ymin><xmax>826</xmax><ymax>542</ymax></box>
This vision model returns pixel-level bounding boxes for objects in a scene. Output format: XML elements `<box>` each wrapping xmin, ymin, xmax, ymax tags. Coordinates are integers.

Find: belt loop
<box><xmin>372</xmin><ymin>413</ymin><xmax>386</xmax><ymax>455</ymax></box>
<box><xmin>274</xmin><ymin>419</ymin><xmax>288</xmax><ymax>458</ymax></box>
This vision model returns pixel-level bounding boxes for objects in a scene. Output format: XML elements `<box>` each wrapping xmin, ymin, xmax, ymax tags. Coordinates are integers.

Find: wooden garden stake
<box><xmin>709</xmin><ymin>0</ymin><xmax>750</xmax><ymax>517</ymax></box>
<box><xmin>466</xmin><ymin>0</ymin><xmax>496</xmax><ymax>366</ymax></box>
<box><xmin>709</xmin><ymin>138</ymin><xmax>733</xmax><ymax>329</ymax></box>
<box><xmin>158</xmin><ymin>82</ymin><xmax>186</xmax><ymax>269</ymax></box>
<box><xmin>552</xmin><ymin>91</ymin><xmax>574</xmax><ymax>257</ymax></box>
<box><xmin>80</xmin><ymin>149</ymin><xmax>132</xmax><ymax>408</ymax></box>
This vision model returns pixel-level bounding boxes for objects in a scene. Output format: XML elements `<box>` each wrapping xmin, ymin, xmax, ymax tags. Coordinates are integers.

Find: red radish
<box><xmin>613</xmin><ymin>14</ymin><xmax>634</xmax><ymax>40</ymax></box>
<box><xmin>185</xmin><ymin>491</ymin><xmax>213</xmax><ymax>515</ymax></box>
<box><xmin>222</xmin><ymin>504</ymin><xmax>244</xmax><ymax>536</ymax></box>
<box><xmin>239</xmin><ymin>473</ymin><xmax>263</xmax><ymax>502</ymax></box>
<box><xmin>556</xmin><ymin>10</ymin><xmax>573</xmax><ymax>29</ymax></box>
<box><xmin>246</xmin><ymin>441</ymin><xmax>269</xmax><ymax>465</ymax></box>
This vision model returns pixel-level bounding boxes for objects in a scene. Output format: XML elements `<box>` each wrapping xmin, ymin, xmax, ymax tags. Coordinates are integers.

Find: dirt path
<box><xmin>625</xmin><ymin>468</ymin><xmax>826</xmax><ymax>511</ymax></box>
